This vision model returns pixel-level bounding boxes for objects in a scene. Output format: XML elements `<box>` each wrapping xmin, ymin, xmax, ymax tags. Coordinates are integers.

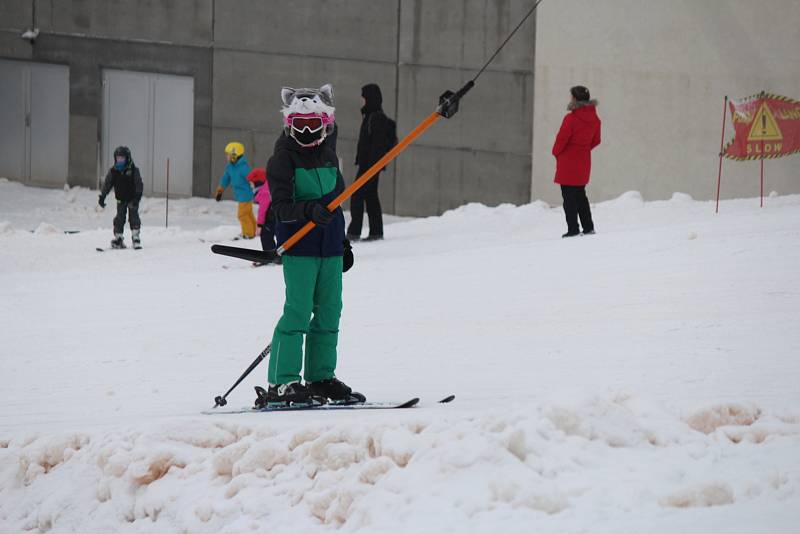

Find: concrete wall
<box><xmin>396</xmin><ymin>0</ymin><xmax>534</xmax><ymax>215</ymax></box>
<box><xmin>210</xmin><ymin>0</ymin><xmax>399</xmax><ymax>207</ymax></box>
<box><xmin>210</xmin><ymin>0</ymin><xmax>535</xmax><ymax>215</ymax></box>
<box><xmin>532</xmin><ymin>0</ymin><xmax>800</xmax><ymax>205</ymax></box>
<box><xmin>4</xmin><ymin>0</ymin><xmax>798</xmax><ymax>211</ymax></box>
<box><xmin>1</xmin><ymin>0</ymin><xmax>535</xmax><ymax>214</ymax></box>
<box><xmin>0</xmin><ymin>0</ymin><xmax>213</xmax><ymax>195</ymax></box>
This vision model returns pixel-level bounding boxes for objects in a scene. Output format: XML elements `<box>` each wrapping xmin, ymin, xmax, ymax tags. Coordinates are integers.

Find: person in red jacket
<box><xmin>552</xmin><ymin>85</ymin><xmax>601</xmax><ymax>238</ymax></box>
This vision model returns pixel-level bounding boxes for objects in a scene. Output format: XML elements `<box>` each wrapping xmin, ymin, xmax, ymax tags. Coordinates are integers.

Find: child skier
<box><xmin>247</xmin><ymin>167</ymin><xmax>278</xmax><ymax>264</ymax></box>
<box><xmin>215</xmin><ymin>142</ymin><xmax>257</xmax><ymax>239</ymax></box>
<box><xmin>257</xmin><ymin>84</ymin><xmax>361</xmax><ymax>407</ymax></box>
<box><xmin>99</xmin><ymin>146</ymin><xmax>144</xmax><ymax>249</ymax></box>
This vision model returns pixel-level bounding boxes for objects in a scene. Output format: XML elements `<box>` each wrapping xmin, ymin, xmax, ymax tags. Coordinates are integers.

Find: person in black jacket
<box><xmin>347</xmin><ymin>83</ymin><xmax>395</xmax><ymax>241</ymax></box>
<box><xmin>99</xmin><ymin>146</ymin><xmax>144</xmax><ymax>249</ymax></box>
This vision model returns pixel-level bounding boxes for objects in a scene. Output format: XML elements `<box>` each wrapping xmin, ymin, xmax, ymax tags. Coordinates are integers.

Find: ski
<box><xmin>221</xmin><ymin>260</ymin><xmax>277</xmax><ymax>270</ymax></box>
<box><xmin>203</xmin><ymin>395</ymin><xmax>454</xmax><ymax>415</ymax></box>
<box><xmin>199</xmin><ymin>236</ymin><xmax>243</xmax><ymax>244</ymax></box>
<box><xmin>203</xmin><ymin>397</ymin><xmax>420</xmax><ymax>415</ymax></box>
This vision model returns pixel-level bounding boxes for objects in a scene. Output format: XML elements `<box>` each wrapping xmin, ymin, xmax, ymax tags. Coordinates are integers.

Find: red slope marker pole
<box><xmin>715</xmin><ymin>95</ymin><xmax>727</xmax><ymax>214</ymax></box>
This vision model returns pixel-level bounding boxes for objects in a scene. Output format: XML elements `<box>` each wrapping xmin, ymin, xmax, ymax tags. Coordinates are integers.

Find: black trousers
<box><xmin>113</xmin><ymin>200</ymin><xmax>141</xmax><ymax>234</ymax></box>
<box><xmin>347</xmin><ymin>168</ymin><xmax>383</xmax><ymax>238</ymax></box>
<box><xmin>560</xmin><ymin>185</ymin><xmax>594</xmax><ymax>234</ymax></box>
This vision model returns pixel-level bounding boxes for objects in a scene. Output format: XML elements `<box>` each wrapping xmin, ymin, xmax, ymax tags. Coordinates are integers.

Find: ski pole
<box><xmin>212</xmin><ymin>343</ymin><xmax>270</xmax><ymax>407</ymax></box>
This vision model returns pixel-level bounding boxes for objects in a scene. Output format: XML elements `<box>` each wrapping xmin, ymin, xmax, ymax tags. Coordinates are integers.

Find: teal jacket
<box><xmin>219</xmin><ymin>156</ymin><xmax>254</xmax><ymax>202</ymax></box>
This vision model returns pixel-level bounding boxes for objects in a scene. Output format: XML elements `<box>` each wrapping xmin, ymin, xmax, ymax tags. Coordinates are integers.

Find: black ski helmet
<box><xmin>113</xmin><ymin>146</ymin><xmax>131</xmax><ymax>162</ymax></box>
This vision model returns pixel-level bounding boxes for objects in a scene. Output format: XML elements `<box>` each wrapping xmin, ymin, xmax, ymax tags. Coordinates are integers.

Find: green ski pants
<box><xmin>268</xmin><ymin>255</ymin><xmax>343</xmax><ymax>385</ymax></box>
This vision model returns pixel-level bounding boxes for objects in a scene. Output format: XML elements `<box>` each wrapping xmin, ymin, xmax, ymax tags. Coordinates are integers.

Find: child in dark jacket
<box><xmin>99</xmin><ymin>146</ymin><xmax>144</xmax><ymax>249</ymax></box>
<box><xmin>256</xmin><ymin>84</ymin><xmax>362</xmax><ymax>408</ymax></box>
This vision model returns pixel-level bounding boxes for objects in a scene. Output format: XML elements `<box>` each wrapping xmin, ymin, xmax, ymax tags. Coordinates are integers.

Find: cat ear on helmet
<box><xmin>319</xmin><ymin>84</ymin><xmax>334</xmax><ymax>105</ymax></box>
<box><xmin>281</xmin><ymin>87</ymin><xmax>296</xmax><ymax>106</ymax></box>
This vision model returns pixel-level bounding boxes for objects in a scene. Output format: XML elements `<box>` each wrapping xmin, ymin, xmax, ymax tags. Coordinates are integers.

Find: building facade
<box><xmin>1</xmin><ymin>1</ymin><xmax>797</xmax><ymax>215</ymax></box>
<box><xmin>532</xmin><ymin>0</ymin><xmax>800</xmax><ymax>205</ymax></box>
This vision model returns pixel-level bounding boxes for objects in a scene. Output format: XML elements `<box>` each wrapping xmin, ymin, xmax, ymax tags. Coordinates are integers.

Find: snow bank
<box><xmin>1</xmin><ymin>397</ymin><xmax>798</xmax><ymax>533</ymax></box>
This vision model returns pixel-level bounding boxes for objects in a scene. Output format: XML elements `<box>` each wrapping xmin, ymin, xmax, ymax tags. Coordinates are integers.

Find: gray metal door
<box><xmin>0</xmin><ymin>59</ymin><xmax>69</xmax><ymax>186</ymax></box>
<box><xmin>0</xmin><ymin>60</ymin><xmax>26</xmax><ymax>181</ymax></box>
<box><xmin>29</xmin><ymin>63</ymin><xmax>70</xmax><ymax>186</ymax></box>
<box><xmin>102</xmin><ymin>70</ymin><xmax>151</xmax><ymax>191</ymax></box>
<box><xmin>153</xmin><ymin>74</ymin><xmax>194</xmax><ymax>196</ymax></box>
<box><xmin>102</xmin><ymin>69</ymin><xmax>194</xmax><ymax>197</ymax></box>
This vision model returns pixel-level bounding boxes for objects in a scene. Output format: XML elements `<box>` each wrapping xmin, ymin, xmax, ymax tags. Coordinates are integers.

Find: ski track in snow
<box><xmin>1</xmin><ymin>179</ymin><xmax>799</xmax><ymax>533</ymax></box>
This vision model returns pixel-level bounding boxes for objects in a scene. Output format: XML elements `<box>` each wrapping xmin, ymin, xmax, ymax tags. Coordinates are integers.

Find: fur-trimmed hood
<box><xmin>568</xmin><ymin>98</ymin><xmax>598</xmax><ymax>111</ymax></box>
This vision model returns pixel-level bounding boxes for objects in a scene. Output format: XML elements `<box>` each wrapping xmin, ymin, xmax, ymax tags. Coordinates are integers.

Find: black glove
<box><xmin>342</xmin><ymin>239</ymin><xmax>354</xmax><ymax>273</ymax></box>
<box><xmin>98</xmin><ymin>195</ymin><xmax>106</xmax><ymax>208</ymax></box>
<box><xmin>306</xmin><ymin>202</ymin><xmax>334</xmax><ymax>227</ymax></box>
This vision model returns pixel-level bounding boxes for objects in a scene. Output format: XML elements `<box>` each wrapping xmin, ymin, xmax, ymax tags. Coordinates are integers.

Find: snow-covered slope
<box><xmin>1</xmin><ymin>179</ymin><xmax>798</xmax><ymax>533</ymax></box>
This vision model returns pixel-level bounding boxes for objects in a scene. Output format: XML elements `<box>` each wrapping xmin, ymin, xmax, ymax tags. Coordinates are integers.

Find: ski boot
<box><xmin>132</xmin><ymin>229</ymin><xmax>142</xmax><ymax>249</ymax></box>
<box><xmin>110</xmin><ymin>233</ymin><xmax>126</xmax><ymax>249</ymax></box>
<box><xmin>253</xmin><ymin>382</ymin><xmax>326</xmax><ymax>409</ymax></box>
<box><xmin>307</xmin><ymin>377</ymin><xmax>366</xmax><ymax>405</ymax></box>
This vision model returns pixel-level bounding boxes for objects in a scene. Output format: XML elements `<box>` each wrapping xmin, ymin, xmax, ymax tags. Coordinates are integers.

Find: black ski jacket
<box><xmin>267</xmin><ymin>133</ymin><xmax>345</xmax><ymax>257</ymax></box>
<box><xmin>101</xmin><ymin>163</ymin><xmax>143</xmax><ymax>202</ymax></box>
<box><xmin>356</xmin><ymin>83</ymin><xmax>395</xmax><ymax>170</ymax></box>
<box><xmin>356</xmin><ymin>111</ymin><xmax>394</xmax><ymax>170</ymax></box>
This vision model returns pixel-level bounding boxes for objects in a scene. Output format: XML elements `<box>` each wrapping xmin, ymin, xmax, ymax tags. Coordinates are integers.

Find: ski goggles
<box><xmin>285</xmin><ymin>113</ymin><xmax>333</xmax><ymax>133</ymax></box>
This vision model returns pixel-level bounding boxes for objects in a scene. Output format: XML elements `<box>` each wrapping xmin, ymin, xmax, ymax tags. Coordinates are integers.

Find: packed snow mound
<box><xmin>661</xmin><ymin>483</ymin><xmax>735</xmax><ymax>508</ymax></box>
<box><xmin>670</xmin><ymin>192</ymin><xmax>694</xmax><ymax>203</ymax></box>
<box><xmin>32</xmin><ymin>222</ymin><xmax>62</xmax><ymax>235</ymax></box>
<box><xmin>686</xmin><ymin>403</ymin><xmax>762</xmax><ymax>434</ymax></box>
<box><xmin>603</xmin><ymin>190</ymin><xmax>645</xmax><ymax>208</ymax></box>
<box><xmin>2</xmin><ymin>397</ymin><xmax>798</xmax><ymax>533</ymax></box>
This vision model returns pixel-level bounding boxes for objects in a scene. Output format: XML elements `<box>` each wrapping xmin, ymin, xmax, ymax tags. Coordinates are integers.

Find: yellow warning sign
<box><xmin>747</xmin><ymin>102</ymin><xmax>783</xmax><ymax>141</ymax></box>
